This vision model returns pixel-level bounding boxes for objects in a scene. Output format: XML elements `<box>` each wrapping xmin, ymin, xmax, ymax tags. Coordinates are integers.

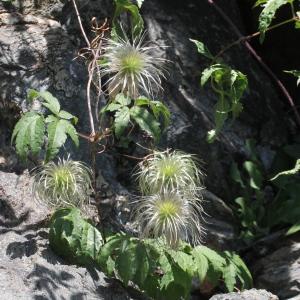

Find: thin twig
<box><xmin>208</xmin><ymin>0</ymin><xmax>300</xmax><ymax>127</ymax></box>
<box><xmin>71</xmin><ymin>0</ymin><xmax>90</xmax><ymax>48</ymax></box>
<box><xmin>214</xmin><ymin>17</ymin><xmax>297</xmax><ymax>59</ymax></box>
<box><xmin>71</xmin><ymin>0</ymin><xmax>96</xmax><ymax>135</ymax></box>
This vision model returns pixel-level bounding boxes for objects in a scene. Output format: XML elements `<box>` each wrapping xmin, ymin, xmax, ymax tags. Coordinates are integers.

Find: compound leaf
<box><xmin>11</xmin><ymin>112</ymin><xmax>45</xmax><ymax>160</ymax></box>
<box><xmin>190</xmin><ymin>39</ymin><xmax>214</xmax><ymax>60</ymax></box>
<box><xmin>114</xmin><ymin>106</ymin><xmax>130</xmax><ymax>138</ymax></box>
<box><xmin>258</xmin><ymin>0</ymin><xmax>289</xmax><ymax>43</ymax></box>
<box><xmin>130</xmin><ymin>106</ymin><xmax>161</xmax><ymax>141</ymax></box>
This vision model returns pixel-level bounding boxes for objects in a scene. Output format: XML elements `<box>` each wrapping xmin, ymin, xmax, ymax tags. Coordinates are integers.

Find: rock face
<box><xmin>0</xmin><ymin>171</ymin><xmax>143</xmax><ymax>300</ymax></box>
<box><xmin>0</xmin><ymin>0</ymin><xmax>289</xmax><ymax>197</ymax></box>
<box><xmin>209</xmin><ymin>289</ymin><xmax>278</xmax><ymax>300</ymax></box>
<box><xmin>253</xmin><ymin>241</ymin><xmax>300</xmax><ymax>299</ymax></box>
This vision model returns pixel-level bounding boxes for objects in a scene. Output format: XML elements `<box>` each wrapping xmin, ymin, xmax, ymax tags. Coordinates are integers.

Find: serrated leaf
<box><xmin>58</xmin><ymin>110</ymin><xmax>78</xmax><ymax>124</ymax></box>
<box><xmin>39</xmin><ymin>91</ymin><xmax>60</xmax><ymax>115</ymax></box>
<box><xmin>258</xmin><ymin>0</ymin><xmax>289</xmax><ymax>43</ymax></box>
<box><xmin>197</xmin><ymin>246</ymin><xmax>226</xmax><ymax>271</ymax></box>
<box><xmin>113</xmin><ymin>0</ymin><xmax>144</xmax><ymax>38</ymax></box>
<box><xmin>49</xmin><ymin>208</ymin><xmax>103</xmax><ymax>266</ymax></box>
<box><xmin>11</xmin><ymin>112</ymin><xmax>45</xmax><ymax>160</ymax></box>
<box><xmin>64</xmin><ymin>121</ymin><xmax>79</xmax><ymax>147</ymax></box>
<box><xmin>80</xmin><ymin>222</ymin><xmax>103</xmax><ymax>261</ymax></box>
<box><xmin>46</xmin><ymin>118</ymin><xmax>78</xmax><ymax>161</ymax></box>
<box><xmin>286</xmin><ymin>222</ymin><xmax>300</xmax><ymax>235</ymax></box>
<box><xmin>223</xmin><ymin>262</ymin><xmax>237</xmax><ymax>292</ymax></box>
<box><xmin>114</xmin><ymin>107</ymin><xmax>130</xmax><ymax>138</ymax></box>
<box><xmin>271</xmin><ymin>159</ymin><xmax>300</xmax><ymax>180</ymax></box>
<box><xmin>101</xmin><ymin>103</ymin><xmax>122</xmax><ymax>113</ymax></box>
<box><xmin>115</xmin><ymin>243</ymin><xmax>138</xmax><ymax>285</ymax></box>
<box><xmin>135</xmin><ymin>98</ymin><xmax>171</xmax><ymax>129</ymax></box>
<box><xmin>130</xmin><ymin>106</ymin><xmax>161</xmax><ymax>141</ymax></box>
<box><xmin>243</xmin><ymin>161</ymin><xmax>263</xmax><ymax>189</ymax></box>
<box><xmin>115</xmin><ymin>93</ymin><xmax>131</xmax><ymax>106</ymax></box>
<box><xmin>133</xmin><ymin>243</ymin><xmax>150</xmax><ymax>286</ymax></box>
<box><xmin>200</xmin><ymin>64</ymin><xmax>223</xmax><ymax>86</ymax></box>
<box><xmin>97</xmin><ymin>234</ymin><xmax>125</xmax><ymax>270</ymax></box>
<box><xmin>190</xmin><ymin>39</ymin><xmax>214</xmax><ymax>59</ymax></box>
<box><xmin>192</xmin><ymin>248</ymin><xmax>209</xmax><ymax>283</ymax></box>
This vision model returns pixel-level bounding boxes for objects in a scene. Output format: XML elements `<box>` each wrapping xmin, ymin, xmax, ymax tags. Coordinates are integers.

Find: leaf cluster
<box><xmin>101</xmin><ymin>93</ymin><xmax>170</xmax><ymax>143</ymax></box>
<box><xmin>11</xmin><ymin>89</ymin><xmax>79</xmax><ymax>162</ymax></box>
<box><xmin>49</xmin><ymin>208</ymin><xmax>252</xmax><ymax>300</ymax></box>
<box><xmin>254</xmin><ymin>0</ymin><xmax>299</xmax><ymax>42</ymax></box>
<box><xmin>49</xmin><ymin>208</ymin><xmax>104</xmax><ymax>266</ymax></box>
<box><xmin>230</xmin><ymin>139</ymin><xmax>300</xmax><ymax>243</ymax></box>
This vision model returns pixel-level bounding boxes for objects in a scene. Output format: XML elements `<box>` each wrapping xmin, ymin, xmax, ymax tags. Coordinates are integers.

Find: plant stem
<box><xmin>208</xmin><ymin>0</ymin><xmax>300</xmax><ymax>127</ymax></box>
<box><xmin>214</xmin><ymin>17</ymin><xmax>297</xmax><ymax>59</ymax></box>
<box><xmin>71</xmin><ymin>0</ymin><xmax>96</xmax><ymax>135</ymax></box>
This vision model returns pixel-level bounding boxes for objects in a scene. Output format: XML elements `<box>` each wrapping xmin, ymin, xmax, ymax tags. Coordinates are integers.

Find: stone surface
<box><xmin>209</xmin><ymin>289</ymin><xmax>278</xmax><ymax>300</ymax></box>
<box><xmin>0</xmin><ymin>0</ymin><xmax>289</xmax><ymax>197</ymax></box>
<box><xmin>0</xmin><ymin>171</ymin><xmax>144</xmax><ymax>300</ymax></box>
<box><xmin>254</xmin><ymin>241</ymin><xmax>300</xmax><ymax>299</ymax></box>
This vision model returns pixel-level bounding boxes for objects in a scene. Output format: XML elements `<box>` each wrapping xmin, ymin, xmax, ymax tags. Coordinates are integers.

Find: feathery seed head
<box><xmin>33</xmin><ymin>157</ymin><xmax>93</xmax><ymax>209</ymax></box>
<box><xmin>132</xmin><ymin>191</ymin><xmax>203</xmax><ymax>248</ymax></box>
<box><xmin>136</xmin><ymin>150</ymin><xmax>204</xmax><ymax>194</ymax></box>
<box><xmin>102</xmin><ymin>30</ymin><xmax>167</xmax><ymax>99</ymax></box>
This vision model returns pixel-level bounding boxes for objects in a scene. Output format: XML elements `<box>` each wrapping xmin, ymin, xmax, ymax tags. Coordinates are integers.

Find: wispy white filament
<box><xmin>101</xmin><ymin>30</ymin><xmax>167</xmax><ymax>98</ymax></box>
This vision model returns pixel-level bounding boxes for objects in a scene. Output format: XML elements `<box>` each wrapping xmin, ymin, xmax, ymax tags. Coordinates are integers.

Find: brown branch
<box><xmin>208</xmin><ymin>0</ymin><xmax>300</xmax><ymax>127</ymax></box>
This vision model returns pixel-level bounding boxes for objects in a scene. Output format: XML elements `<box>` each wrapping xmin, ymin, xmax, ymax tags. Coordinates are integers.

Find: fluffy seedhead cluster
<box><xmin>33</xmin><ymin>157</ymin><xmax>93</xmax><ymax>209</ymax></box>
<box><xmin>133</xmin><ymin>150</ymin><xmax>205</xmax><ymax>248</ymax></box>
<box><xmin>134</xmin><ymin>191</ymin><xmax>203</xmax><ymax>247</ymax></box>
<box><xmin>101</xmin><ymin>31</ymin><xmax>166</xmax><ymax>99</ymax></box>
<box><xmin>136</xmin><ymin>150</ymin><xmax>203</xmax><ymax>194</ymax></box>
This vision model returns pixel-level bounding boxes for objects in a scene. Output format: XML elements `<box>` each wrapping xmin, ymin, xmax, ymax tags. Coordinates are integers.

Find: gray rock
<box><xmin>254</xmin><ymin>242</ymin><xmax>300</xmax><ymax>299</ymax></box>
<box><xmin>0</xmin><ymin>171</ymin><xmax>144</xmax><ymax>299</ymax></box>
<box><xmin>209</xmin><ymin>289</ymin><xmax>278</xmax><ymax>300</ymax></box>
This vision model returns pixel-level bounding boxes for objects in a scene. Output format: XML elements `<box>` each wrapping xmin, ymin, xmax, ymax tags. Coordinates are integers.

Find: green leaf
<box><xmin>27</xmin><ymin>89</ymin><xmax>40</xmax><ymax>102</ymax></box>
<box><xmin>39</xmin><ymin>91</ymin><xmax>61</xmax><ymax>115</ymax></box>
<box><xmin>113</xmin><ymin>0</ymin><xmax>144</xmax><ymax>38</ymax></box>
<box><xmin>271</xmin><ymin>159</ymin><xmax>300</xmax><ymax>180</ymax></box>
<box><xmin>101</xmin><ymin>103</ymin><xmax>122</xmax><ymax>113</ymax></box>
<box><xmin>254</xmin><ymin>0</ymin><xmax>268</xmax><ymax>7</ymax></box>
<box><xmin>296</xmin><ymin>12</ymin><xmax>300</xmax><ymax>29</ymax></box>
<box><xmin>190</xmin><ymin>39</ymin><xmax>214</xmax><ymax>60</ymax></box>
<box><xmin>114</xmin><ymin>106</ymin><xmax>130</xmax><ymax>138</ymax></box>
<box><xmin>207</xmin><ymin>95</ymin><xmax>230</xmax><ymax>143</ymax></box>
<box><xmin>284</xmin><ymin>70</ymin><xmax>300</xmax><ymax>86</ymax></box>
<box><xmin>46</xmin><ymin>118</ymin><xmax>79</xmax><ymax>161</ymax></box>
<box><xmin>191</xmin><ymin>248</ymin><xmax>209</xmax><ymax>283</ymax></box>
<box><xmin>200</xmin><ymin>64</ymin><xmax>223</xmax><ymax>86</ymax></box>
<box><xmin>243</xmin><ymin>161</ymin><xmax>263</xmax><ymax>189</ymax></box>
<box><xmin>135</xmin><ymin>98</ymin><xmax>171</xmax><ymax>128</ymax></box>
<box><xmin>230</xmin><ymin>162</ymin><xmax>245</xmax><ymax>188</ymax></box>
<box><xmin>130</xmin><ymin>106</ymin><xmax>161</xmax><ymax>141</ymax></box>
<box><xmin>97</xmin><ymin>233</ymin><xmax>125</xmax><ymax>271</ymax></box>
<box><xmin>258</xmin><ymin>0</ymin><xmax>289</xmax><ymax>43</ymax></box>
<box><xmin>115</xmin><ymin>93</ymin><xmax>131</xmax><ymax>106</ymax></box>
<box><xmin>58</xmin><ymin>110</ymin><xmax>78</xmax><ymax>124</ymax></box>
<box><xmin>223</xmin><ymin>262</ymin><xmax>237</xmax><ymax>292</ymax></box>
<box><xmin>49</xmin><ymin>208</ymin><xmax>104</xmax><ymax>266</ymax></box>
<box><xmin>115</xmin><ymin>243</ymin><xmax>138</xmax><ymax>285</ymax></box>
<box><xmin>11</xmin><ymin>112</ymin><xmax>45</xmax><ymax>160</ymax></box>
<box><xmin>133</xmin><ymin>243</ymin><xmax>151</xmax><ymax>286</ymax></box>
<box><xmin>286</xmin><ymin>221</ymin><xmax>300</xmax><ymax>235</ymax></box>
